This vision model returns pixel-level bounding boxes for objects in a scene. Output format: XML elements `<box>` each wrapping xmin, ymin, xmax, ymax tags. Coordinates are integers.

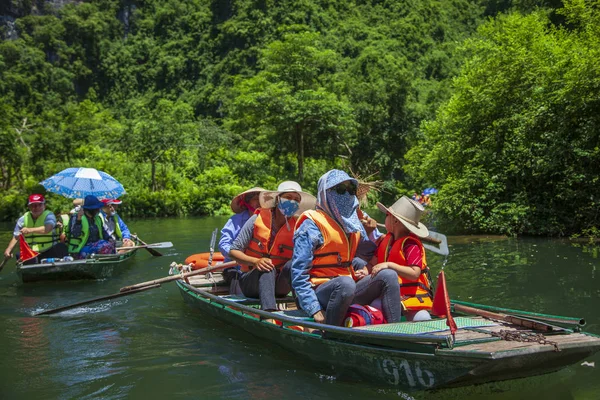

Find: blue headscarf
<box><xmin>316</xmin><ymin>170</ymin><xmax>366</xmax><ymax>236</ymax></box>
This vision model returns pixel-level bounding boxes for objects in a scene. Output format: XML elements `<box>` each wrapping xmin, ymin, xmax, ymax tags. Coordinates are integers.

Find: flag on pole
<box><xmin>19</xmin><ymin>234</ymin><xmax>39</xmax><ymax>262</ymax></box>
<box><xmin>431</xmin><ymin>270</ymin><xmax>457</xmax><ymax>336</ymax></box>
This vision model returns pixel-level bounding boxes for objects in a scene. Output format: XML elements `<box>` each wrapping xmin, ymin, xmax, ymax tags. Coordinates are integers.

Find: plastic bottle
<box><xmin>62</xmin><ymin>256</ymin><xmax>74</xmax><ymax>262</ymax></box>
<box><xmin>42</xmin><ymin>258</ymin><xmax>56</xmax><ymax>263</ymax></box>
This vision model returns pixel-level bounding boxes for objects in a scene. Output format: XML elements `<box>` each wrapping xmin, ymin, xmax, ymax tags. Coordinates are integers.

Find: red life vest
<box><xmin>243</xmin><ymin>208</ymin><xmax>296</xmax><ymax>272</ymax></box>
<box><xmin>296</xmin><ymin>210</ymin><xmax>360</xmax><ymax>286</ymax></box>
<box><xmin>377</xmin><ymin>233</ymin><xmax>433</xmax><ymax>311</ymax></box>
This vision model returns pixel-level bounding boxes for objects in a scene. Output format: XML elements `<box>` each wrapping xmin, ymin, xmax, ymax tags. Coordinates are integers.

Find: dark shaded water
<box><xmin>0</xmin><ymin>217</ymin><xmax>598</xmax><ymax>399</ymax></box>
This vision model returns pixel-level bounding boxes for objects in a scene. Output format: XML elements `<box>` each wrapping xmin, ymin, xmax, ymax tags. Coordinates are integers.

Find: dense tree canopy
<box><xmin>1</xmin><ymin>0</ymin><xmax>598</xmax><ymax>238</ymax></box>
<box><xmin>406</xmin><ymin>0</ymin><xmax>600</xmax><ymax>236</ymax></box>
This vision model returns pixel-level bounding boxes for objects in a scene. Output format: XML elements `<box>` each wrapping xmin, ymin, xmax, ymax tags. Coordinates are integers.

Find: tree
<box><xmin>124</xmin><ymin>98</ymin><xmax>198</xmax><ymax>191</ymax></box>
<box><xmin>225</xmin><ymin>30</ymin><xmax>356</xmax><ymax>182</ymax></box>
<box><xmin>406</xmin><ymin>1</ymin><xmax>600</xmax><ymax>235</ymax></box>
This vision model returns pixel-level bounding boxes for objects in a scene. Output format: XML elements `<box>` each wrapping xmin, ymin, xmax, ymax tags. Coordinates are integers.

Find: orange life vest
<box><xmin>377</xmin><ymin>233</ymin><xmax>433</xmax><ymax>311</ymax></box>
<box><xmin>297</xmin><ymin>210</ymin><xmax>361</xmax><ymax>286</ymax></box>
<box><xmin>242</xmin><ymin>208</ymin><xmax>296</xmax><ymax>272</ymax></box>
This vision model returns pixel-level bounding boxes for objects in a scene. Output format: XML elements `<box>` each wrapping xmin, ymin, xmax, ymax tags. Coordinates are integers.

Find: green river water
<box><xmin>0</xmin><ymin>216</ymin><xmax>599</xmax><ymax>400</ymax></box>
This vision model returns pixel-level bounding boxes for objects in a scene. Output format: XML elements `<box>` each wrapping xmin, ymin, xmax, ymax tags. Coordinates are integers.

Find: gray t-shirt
<box><xmin>230</xmin><ymin>214</ymin><xmax>259</xmax><ymax>252</ymax></box>
<box><xmin>230</xmin><ymin>210</ymin><xmax>290</xmax><ymax>252</ymax></box>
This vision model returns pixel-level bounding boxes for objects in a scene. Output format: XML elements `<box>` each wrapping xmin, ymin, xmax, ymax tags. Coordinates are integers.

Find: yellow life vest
<box><xmin>68</xmin><ymin>215</ymin><xmax>104</xmax><ymax>253</ymax></box>
<box><xmin>296</xmin><ymin>210</ymin><xmax>360</xmax><ymax>286</ymax></box>
<box><xmin>23</xmin><ymin>210</ymin><xmax>57</xmax><ymax>253</ymax></box>
<box><xmin>377</xmin><ymin>233</ymin><xmax>433</xmax><ymax>311</ymax></box>
<box><xmin>243</xmin><ymin>209</ymin><xmax>296</xmax><ymax>272</ymax></box>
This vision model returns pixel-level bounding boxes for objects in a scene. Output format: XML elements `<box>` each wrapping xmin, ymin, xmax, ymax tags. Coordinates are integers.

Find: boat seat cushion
<box><xmin>355</xmin><ymin>316</ymin><xmax>497</xmax><ymax>334</ymax></box>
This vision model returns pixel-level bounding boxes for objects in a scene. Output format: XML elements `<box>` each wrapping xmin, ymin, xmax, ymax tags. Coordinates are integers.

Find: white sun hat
<box><xmin>260</xmin><ymin>181</ymin><xmax>317</xmax><ymax>216</ymax></box>
<box><xmin>376</xmin><ymin>196</ymin><xmax>429</xmax><ymax>238</ymax></box>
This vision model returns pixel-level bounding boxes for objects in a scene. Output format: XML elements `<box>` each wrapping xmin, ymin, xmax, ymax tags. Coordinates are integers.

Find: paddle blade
<box><xmin>19</xmin><ymin>235</ymin><xmax>39</xmax><ymax>262</ymax></box>
<box><xmin>132</xmin><ymin>236</ymin><xmax>163</xmax><ymax>256</ymax></box>
<box><xmin>423</xmin><ymin>231</ymin><xmax>449</xmax><ymax>256</ymax></box>
<box><xmin>144</xmin><ymin>247</ymin><xmax>163</xmax><ymax>257</ymax></box>
<box><xmin>146</xmin><ymin>242</ymin><xmax>173</xmax><ymax>248</ymax></box>
<box><xmin>432</xmin><ymin>270</ymin><xmax>457</xmax><ymax>335</ymax></box>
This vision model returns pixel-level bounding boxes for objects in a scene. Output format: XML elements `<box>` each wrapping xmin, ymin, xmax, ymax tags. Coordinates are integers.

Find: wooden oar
<box><xmin>132</xmin><ymin>235</ymin><xmax>163</xmax><ymax>257</ymax></box>
<box><xmin>115</xmin><ymin>242</ymin><xmax>173</xmax><ymax>251</ymax></box>
<box><xmin>0</xmin><ymin>256</ymin><xmax>9</xmax><ymax>272</ymax></box>
<box><xmin>376</xmin><ymin>222</ymin><xmax>440</xmax><ymax>244</ymax></box>
<box><xmin>120</xmin><ymin>261</ymin><xmax>236</xmax><ymax>292</ymax></box>
<box><xmin>375</xmin><ymin>223</ymin><xmax>449</xmax><ymax>256</ymax></box>
<box><xmin>35</xmin><ymin>261</ymin><xmax>237</xmax><ymax>316</ymax></box>
<box><xmin>453</xmin><ymin>303</ymin><xmax>564</xmax><ymax>332</ymax></box>
<box><xmin>34</xmin><ymin>284</ymin><xmax>161</xmax><ymax>316</ymax></box>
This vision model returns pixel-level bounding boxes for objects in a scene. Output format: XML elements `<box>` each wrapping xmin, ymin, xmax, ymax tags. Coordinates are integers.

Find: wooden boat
<box><xmin>177</xmin><ymin>275</ymin><xmax>600</xmax><ymax>391</ymax></box>
<box><xmin>16</xmin><ymin>248</ymin><xmax>138</xmax><ymax>283</ymax></box>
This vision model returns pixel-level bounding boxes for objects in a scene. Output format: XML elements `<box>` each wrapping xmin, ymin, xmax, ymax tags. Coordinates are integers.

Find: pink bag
<box><xmin>344</xmin><ymin>304</ymin><xmax>386</xmax><ymax>327</ymax></box>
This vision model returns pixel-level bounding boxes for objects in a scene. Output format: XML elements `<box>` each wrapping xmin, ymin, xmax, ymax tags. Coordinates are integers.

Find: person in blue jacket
<box><xmin>219</xmin><ymin>187</ymin><xmax>265</xmax><ymax>286</ymax></box>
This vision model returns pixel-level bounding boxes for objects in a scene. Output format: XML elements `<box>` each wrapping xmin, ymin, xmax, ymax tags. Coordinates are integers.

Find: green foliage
<box><xmin>2</xmin><ymin>0</ymin><xmax>597</xmax><ymax>238</ymax></box>
<box><xmin>407</xmin><ymin>0</ymin><xmax>600</xmax><ymax>236</ymax></box>
<box><xmin>224</xmin><ymin>30</ymin><xmax>357</xmax><ymax>181</ymax></box>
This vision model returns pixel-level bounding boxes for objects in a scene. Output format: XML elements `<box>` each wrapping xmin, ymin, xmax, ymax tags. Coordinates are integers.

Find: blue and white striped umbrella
<box><xmin>40</xmin><ymin>167</ymin><xmax>126</xmax><ymax>199</ymax></box>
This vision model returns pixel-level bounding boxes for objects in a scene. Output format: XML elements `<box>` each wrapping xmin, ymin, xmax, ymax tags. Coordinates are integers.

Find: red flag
<box><xmin>431</xmin><ymin>270</ymin><xmax>457</xmax><ymax>336</ymax></box>
<box><xmin>19</xmin><ymin>234</ymin><xmax>39</xmax><ymax>262</ymax></box>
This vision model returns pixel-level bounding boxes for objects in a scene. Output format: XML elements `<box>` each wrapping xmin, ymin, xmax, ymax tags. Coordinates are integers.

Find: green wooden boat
<box><xmin>16</xmin><ymin>249</ymin><xmax>138</xmax><ymax>283</ymax></box>
<box><xmin>177</xmin><ymin>279</ymin><xmax>600</xmax><ymax>391</ymax></box>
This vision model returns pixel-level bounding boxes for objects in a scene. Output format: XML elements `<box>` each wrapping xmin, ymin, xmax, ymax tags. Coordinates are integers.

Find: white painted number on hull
<box><xmin>382</xmin><ymin>359</ymin><xmax>435</xmax><ymax>388</ymax></box>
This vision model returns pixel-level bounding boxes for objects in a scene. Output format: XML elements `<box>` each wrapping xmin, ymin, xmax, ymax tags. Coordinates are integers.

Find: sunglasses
<box><xmin>332</xmin><ymin>182</ymin><xmax>357</xmax><ymax>196</ymax></box>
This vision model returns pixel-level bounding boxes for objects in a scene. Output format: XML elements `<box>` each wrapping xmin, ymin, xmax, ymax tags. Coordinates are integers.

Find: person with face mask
<box><xmin>100</xmin><ymin>199</ymin><xmax>134</xmax><ymax>249</ymax></box>
<box><xmin>228</xmin><ymin>181</ymin><xmax>316</xmax><ymax>313</ymax></box>
<box><xmin>291</xmin><ymin>170</ymin><xmax>374</xmax><ymax>326</ymax></box>
<box><xmin>3</xmin><ymin>194</ymin><xmax>68</xmax><ymax>264</ymax></box>
<box><xmin>68</xmin><ymin>195</ymin><xmax>115</xmax><ymax>259</ymax></box>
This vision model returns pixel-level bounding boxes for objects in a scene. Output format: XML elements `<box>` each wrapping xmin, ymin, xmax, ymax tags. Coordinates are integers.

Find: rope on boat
<box><xmin>491</xmin><ymin>330</ymin><xmax>560</xmax><ymax>352</ymax></box>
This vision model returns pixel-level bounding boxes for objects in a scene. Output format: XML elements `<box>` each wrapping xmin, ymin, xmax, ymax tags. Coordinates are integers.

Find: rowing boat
<box><xmin>16</xmin><ymin>248</ymin><xmax>138</xmax><ymax>283</ymax></box>
<box><xmin>176</xmin><ymin>275</ymin><xmax>600</xmax><ymax>391</ymax></box>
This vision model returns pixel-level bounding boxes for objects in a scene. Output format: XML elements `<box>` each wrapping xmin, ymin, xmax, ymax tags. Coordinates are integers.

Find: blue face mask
<box><xmin>277</xmin><ymin>198</ymin><xmax>300</xmax><ymax>217</ymax></box>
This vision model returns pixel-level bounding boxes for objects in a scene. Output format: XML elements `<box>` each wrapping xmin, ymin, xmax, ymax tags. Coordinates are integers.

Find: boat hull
<box><xmin>177</xmin><ymin>281</ymin><xmax>600</xmax><ymax>391</ymax></box>
<box><xmin>178</xmin><ymin>281</ymin><xmax>483</xmax><ymax>390</ymax></box>
<box><xmin>16</xmin><ymin>251</ymin><xmax>137</xmax><ymax>283</ymax></box>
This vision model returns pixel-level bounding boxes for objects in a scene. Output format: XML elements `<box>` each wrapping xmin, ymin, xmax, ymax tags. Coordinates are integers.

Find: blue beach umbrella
<box><xmin>40</xmin><ymin>167</ymin><xmax>126</xmax><ymax>199</ymax></box>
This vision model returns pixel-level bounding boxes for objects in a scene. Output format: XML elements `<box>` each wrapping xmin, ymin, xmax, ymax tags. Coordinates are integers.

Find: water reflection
<box><xmin>0</xmin><ymin>221</ymin><xmax>599</xmax><ymax>399</ymax></box>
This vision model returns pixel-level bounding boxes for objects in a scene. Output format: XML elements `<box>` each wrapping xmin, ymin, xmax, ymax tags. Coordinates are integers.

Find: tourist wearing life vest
<box><xmin>101</xmin><ymin>198</ymin><xmax>135</xmax><ymax>250</ymax></box>
<box><xmin>219</xmin><ymin>187</ymin><xmax>265</xmax><ymax>263</ymax></box>
<box><xmin>291</xmin><ymin>170</ymin><xmax>371</xmax><ymax>326</ymax></box>
<box><xmin>355</xmin><ymin>196</ymin><xmax>433</xmax><ymax>322</ymax></box>
<box><xmin>69</xmin><ymin>195</ymin><xmax>115</xmax><ymax>259</ymax></box>
<box><xmin>3</xmin><ymin>194</ymin><xmax>68</xmax><ymax>264</ymax></box>
<box><xmin>218</xmin><ymin>187</ymin><xmax>265</xmax><ymax>288</ymax></box>
<box><xmin>229</xmin><ymin>182</ymin><xmax>316</xmax><ymax>313</ymax></box>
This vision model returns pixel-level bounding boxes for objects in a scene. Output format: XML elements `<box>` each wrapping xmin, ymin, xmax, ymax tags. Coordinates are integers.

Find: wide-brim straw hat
<box><xmin>230</xmin><ymin>187</ymin><xmax>265</xmax><ymax>213</ymax></box>
<box><xmin>376</xmin><ymin>196</ymin><xmax>429</xmax><ymax>238</ymax></box>
<box><xmin>260</xmin><ymin>181</ymin><xmax>317</xmax><ymax>217</ymax></box>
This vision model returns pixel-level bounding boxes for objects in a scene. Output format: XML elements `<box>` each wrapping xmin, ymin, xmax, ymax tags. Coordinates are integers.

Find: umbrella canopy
<box><xmin>40</xmin><ymin>167</ymin><xmax>126</xmax><ymax>199</ymax></box>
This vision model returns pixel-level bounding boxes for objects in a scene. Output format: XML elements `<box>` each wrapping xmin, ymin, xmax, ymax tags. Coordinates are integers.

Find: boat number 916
<box><xmin>381</xmin><ymin>358</ymin><xmax>435</xmax><ymax>388</ymax></box>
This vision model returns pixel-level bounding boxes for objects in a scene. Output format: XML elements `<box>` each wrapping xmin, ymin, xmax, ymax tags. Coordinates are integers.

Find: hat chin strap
<box><xmin>239</xmin><ymin>198</ymin><xmax>256</xmax><ymax>214</ymax></box>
